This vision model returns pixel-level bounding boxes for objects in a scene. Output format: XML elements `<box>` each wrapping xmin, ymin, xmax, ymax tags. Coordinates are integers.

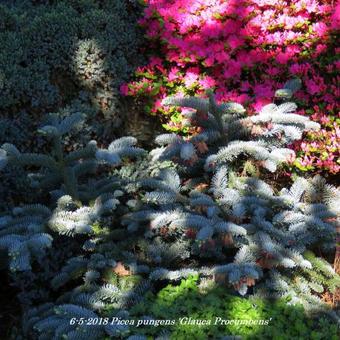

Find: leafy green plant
<box><xmin>129</xmin><ymin>275</ymin><xmax>339</xmax><ymax>339</ymax></box>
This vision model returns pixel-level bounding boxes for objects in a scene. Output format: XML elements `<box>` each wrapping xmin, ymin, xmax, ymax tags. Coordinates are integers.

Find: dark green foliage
<box><xmin>1</xmin><ymin>112</ymin><xmax>146</xmax><ymax>202</ymax></box>
<box><xmin>129</xmin><ymin>275</ymin><xmax>338</xmax><ymax>340</ymax></box>
<box><xmin>8</xmin><ymin>235</ymin><xmax>83</xmax><ymax>307</ymax></box>
<box><xmin>0</xmin><ymin>111</ymin><xmax>35</xmax><ymax>209</ymax></box>
<box><xmin>0</xmin><ymin>0</ymin><xmax>145</xmax><ymax>208</ymax></box>
<box><xmin>0</xmin><ymin>0</ymin><xmax>144</xmax><ymax>113</ymax></box>
<box><xmin>301</xmin><ymin>251</ymin><xmax>340</xmax><ymax>295</ymax></box>
<box><xmin>0</xmin><ymin>112</ymin><xmax>31</xmax><ymax>147</ymax></box>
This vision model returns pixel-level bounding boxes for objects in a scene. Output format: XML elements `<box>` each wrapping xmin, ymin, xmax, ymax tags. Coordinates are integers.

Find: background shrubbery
<box><xmin>0</xmin><ymin>0</ymin><xmax>144</xmax><ymax>135</ymax></box>
<box><xmin>0</xmin><ymin>0</ymin><xmax>145</xmax><ymax>209</ymax></box>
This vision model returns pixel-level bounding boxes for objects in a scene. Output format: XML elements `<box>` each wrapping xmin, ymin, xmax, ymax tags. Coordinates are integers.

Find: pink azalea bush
<box><xmin>122</xmin><ymin>0</ymin><xmax>339</xmax><ymax>174</ymax></box>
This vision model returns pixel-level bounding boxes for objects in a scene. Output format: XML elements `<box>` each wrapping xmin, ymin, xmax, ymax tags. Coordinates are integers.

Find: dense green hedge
<box><xmin>0</xmin><ymin>0</ymin><xmax>143</xmax><ymax>116</ymax></box>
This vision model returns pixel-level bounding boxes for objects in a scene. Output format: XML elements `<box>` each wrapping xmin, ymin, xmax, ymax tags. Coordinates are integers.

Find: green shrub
<box><xmin>0</xmin><ymin>0</ymin><xmax>144</xmax><ymax>117</ymax></box>
<box><xmin>130</xmin><ymin>275</ymin><xmax>339</xmax><ymax>339</ymax></box>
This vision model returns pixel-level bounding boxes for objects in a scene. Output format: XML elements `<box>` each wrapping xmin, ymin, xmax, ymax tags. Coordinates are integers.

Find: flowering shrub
<box><xmin>292</xmin><ymin>105</ymin><xmax>339</xmax><ymax>174</ymax></box>
<box><xmin>122</xmin><ymin>0</ymin><xmax>339</xmax><ymax>174</ymax></box>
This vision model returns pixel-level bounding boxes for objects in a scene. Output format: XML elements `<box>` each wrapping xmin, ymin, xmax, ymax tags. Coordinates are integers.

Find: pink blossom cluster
<box><xmin>291</xmin><ymin>125</ymin><xmax>339</xmax><ymax>173</ymax></box>
<box><xmin>291</xmin><ymin>106</ymin><xmax>339</xmax><ymax>174</ymax></box>
<box><xmin>123</xmin><ymin>0</ymin><xmax>339</xmax><ymax>174</ymax></box>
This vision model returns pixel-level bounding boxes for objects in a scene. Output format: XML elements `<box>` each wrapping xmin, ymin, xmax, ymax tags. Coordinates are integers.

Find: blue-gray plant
<box><xmin>1</xmin><ymin>82</ymin><xmax>339</xmax><ymax>339</ymax></box>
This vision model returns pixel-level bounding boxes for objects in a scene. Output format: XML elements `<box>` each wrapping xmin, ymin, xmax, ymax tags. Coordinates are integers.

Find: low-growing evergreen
<box><xmin>1</xmin><ymin>83</ymin><xmax>339</xmax><ymax>338</ymax></box>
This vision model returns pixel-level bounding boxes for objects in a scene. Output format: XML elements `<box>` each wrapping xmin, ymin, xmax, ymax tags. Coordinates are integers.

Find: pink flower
<box><xmin>312</xmin><ymin>22</ymin><xmax>328</xmax><ymax>37</ymax></box>
<box><xmin>240</xmin><ymin>81</ymin><xmax>251</xmax><ymax>92</ymax></box>
<box><xmin>215</xmin><ymin>51</ymin><xmax>230</xmax><ymax>64</ymax></box>
<box><xmin>120</xmin><ymin>83</ymin><xmax>129</xmax><ymax>96</ymax></box>
<box><xmin>276</xmin><ymin>51</ymin><xmax>291</xmax><ymax>65</ymax></box>
<box><xmin>227</xmin><ymin>35</ymin><xmax>244</xmax><ymax>50</ymax></box>
<box><xmin>315</xmin><ymin>44</ymin><xmax>328</xmax><ymax>55</ymax></box>
<box><xmin>235</xmin><ymin>93</ymin><xmax>250</xmax><ymax>104</ymax></box>
<box><xmin>149</xmin><ymin>57</ymin><xmax>163</xmax><ymax>67</ymax></box>
<box><xmin>184</xmin><ymin>71</ymin><xmax>198</xmax><ymax>87</ymax></box>
<box><xmin>146</xmin><ymin>21</ymin><xmax>161</xmax><ymax>38</ymax></box>
<box><xmin>223</xmin><ymin>61</ymin><xmax>241</xmax><ymax>78</ymax></box>
<box><xmin>300</xmin><ymin>155</ymin><xmax>314</xmax><ymax>167</ymax></box>
<box><xmin>306</xmin><ymin>77</ymin><xmax>326</xmax><ymax>95</ymax></box>
<box><xmin>253</xmin><ymin>84</ymin><xmax>273</xmax><ymax>98</ymax></box>
<box><xmin>168</xmin><ymin>67</ymin><xmax>180</xmax><ymax>81</ymax></box>
<box><xmin>204</xmin><ymin>55</ymin><xmax>215</xmax><ymax>67</ymax></box>
<box><xmin>320</xmin><ymin>115</ymin><xmax>331</xmax><ymax>125</ymax></box>
<box><xmin>330</xmin><ymin>2</ymin><xmax>340</xmax><ymax>30</ymax></box>
<box><xmin>252</xmin><ymin>98</ymin><xmax>271</xmax><ymax>112</ymax></box>
<box><xmin>266</xmin><ymin>67</ymin><xmax>280</xmax><ymax>76</ymax></box>
<box><xmin>198</xmin><ymin>76</ymin><xmax>216</xmax><ymax>89</ymax></box>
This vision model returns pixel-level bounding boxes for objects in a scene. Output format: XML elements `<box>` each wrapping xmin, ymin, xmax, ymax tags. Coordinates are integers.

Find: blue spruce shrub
<box><xmin>1</xmin><ymin>85</ymin><xmax>339</xmax><ymax>338</ymax></box>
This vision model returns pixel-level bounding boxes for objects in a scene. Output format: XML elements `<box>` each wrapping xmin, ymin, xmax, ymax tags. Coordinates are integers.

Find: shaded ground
<box><xmin>0</xmin><ymin>271</ymin><xmax>20</xmax><ymax>338</ymax></box>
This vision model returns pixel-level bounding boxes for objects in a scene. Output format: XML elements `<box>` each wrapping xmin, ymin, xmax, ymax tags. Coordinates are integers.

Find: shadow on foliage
<box><xmin>111</xmin><ymin>275</ymin><xmax>339</xmax><ymax>339</ymax></box>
